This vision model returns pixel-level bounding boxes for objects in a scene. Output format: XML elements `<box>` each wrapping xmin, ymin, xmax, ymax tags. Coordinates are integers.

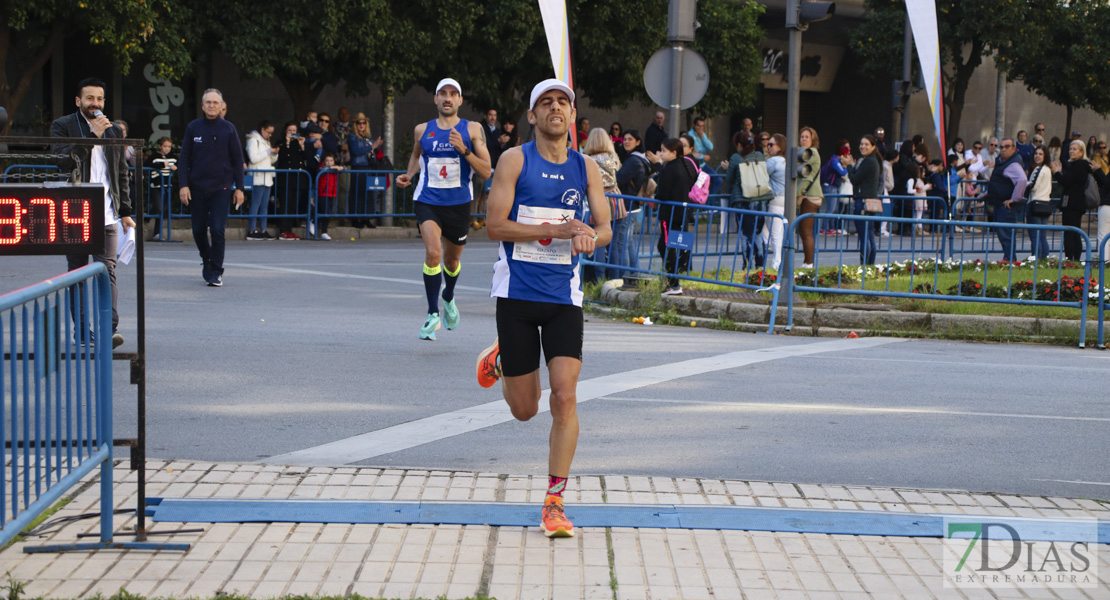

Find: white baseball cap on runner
<box><xmin>435</xmin><ymin>78</ymin><xmax>462</xmax><ymax>95</ymax></box>
<box><xmin>529</xmin><ymin>78</ymin><xmax>575</xmax><ymax>109</ymax></box>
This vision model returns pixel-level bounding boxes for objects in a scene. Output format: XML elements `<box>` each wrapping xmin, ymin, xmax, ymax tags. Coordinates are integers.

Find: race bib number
<box><xmin>427</xmin><ymin>157</ymin><xmax>461</xmax><ymax>189</ymax></box>
<box><xmin>512</xmin><ymin>205</ymin><xmax>574</xmax><ymax>265</ymax></box>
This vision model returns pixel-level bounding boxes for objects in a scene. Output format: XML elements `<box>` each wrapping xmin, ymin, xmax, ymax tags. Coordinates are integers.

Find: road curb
<box><xmin>597</xmin><ymin>280</ymin><xmax>1098</xmax><ymax>344</ymax></box>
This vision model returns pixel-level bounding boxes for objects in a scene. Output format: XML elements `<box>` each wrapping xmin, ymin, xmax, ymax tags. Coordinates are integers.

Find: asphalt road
<box><xmin>4</xmin><ymin>238</ymin><xmax>1109</xmax><ymax>500</ymax></box>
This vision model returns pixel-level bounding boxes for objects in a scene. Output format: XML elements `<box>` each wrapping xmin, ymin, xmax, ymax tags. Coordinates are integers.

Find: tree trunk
<box><xmin>944</xmin><ymin>40</ymin><xmax>985</xmax><ymax>145</ymax></box>
<box><xmin>382</xmin><ymin>83</ymin><xmax>395</xmax><ymax>227</ymax></box>
<box><xmin>993</xmin><ymin>68</ymin><xmax>1006</xmax><ymax>141</ymax></box>
<box><xmin>277</xmin><ymin>75</ymin><xmax>325</xmax><ymax>123</ymax></box>
<box><xmin>1065</xmin><ymin>105</ymin><xmax>1073</xmax><ymax>142</ymax></box>
<box><xmin>0</xmin><ymin>21</ymin><xmax>65</xmax><ymax>135</ymax></box>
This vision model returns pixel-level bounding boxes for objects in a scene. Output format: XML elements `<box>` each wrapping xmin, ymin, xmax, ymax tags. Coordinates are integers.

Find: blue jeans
<box><xmin>249</xmin><ymin>184</ymin><xmax>271</xmax><ymax>230</ymax></box>
<box><xmin>190</xmin><ymin>188</ymin><xmax>232</xmax><ymax>273</ymax></box>
<box><xmin>1025</xmin><ymin>208</ymin><xmax>1050</xmax><ymax>259</ymax></box>
<box><xmin>608</xmin><ymin>215</ymin><xmax>630</xmax><ymax>279</ymax></box>
<box><xmin>821</xmin><ymin>184</ymin><xmax>842</xmax><ymax>231</ymax></box>
<box><xmin>993</xmin><ymin>202</ymin><xmax>1021</xmax><ymax>261</ymax></box>
<box><xmin>853</xmin><ymin>200</ymin><xmax>877</xmax><ymax>265</ymax></box>
<box><xmin>732</xmin><ymin>200</ymin><xmax>766</xmax><ymax>268</ymax></box>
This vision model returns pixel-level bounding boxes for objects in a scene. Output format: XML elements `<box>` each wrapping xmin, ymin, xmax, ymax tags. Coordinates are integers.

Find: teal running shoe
<box><xmin>419</xmin><ymin>313</ymin><xmax>441</xmax><ymax>341</ymax></box>
<box><xmin>443</xmin><ymin>298</ymin><xmax>460</xmax><ymax>330</ymax></box>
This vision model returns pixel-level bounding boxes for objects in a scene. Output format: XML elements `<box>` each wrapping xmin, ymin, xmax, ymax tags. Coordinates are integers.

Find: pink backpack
<box><xmin>685</xmin><ymin>157</ymin><xmax>710</xmax><ymax>204</ymax></box>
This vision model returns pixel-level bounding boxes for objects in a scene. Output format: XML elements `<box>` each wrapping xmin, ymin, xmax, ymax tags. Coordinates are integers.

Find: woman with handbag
<box><xmin>583</xmin><ymin>128</ymin><xmax>624</xmax><ymax>280</ymax></box>
<box><xmin>1089</xmin><ymin>141</ymin><xmax>1110</xmax><ymax>262</ymax></box>
<box><xmin>843</xmin><ymin>134</ymin><xmax>883</xmax><ymax>265</ymax></box>
<box><xmin>1025</xmin><ymin>146</ymin><xmax>1054</xmax><ymax>261</ymax></box>
<box><xmin>655</xmin><ymin>138</ymin><xmax>698</xmax><ymax>295</ymax></box>
<box><xmin>724</xmin><ymin>131</ymin><xmax>771</xmax><ymax>268</ymax></box>
<box><xmin>796</xmin><ymin>127</ymin><xmax>823</xmax><ymax>268</ymax></box>
<box><xmin>1051</xmin><ymin>140</ymin><xmax>1092</xmax><ymax>261</ymax></box>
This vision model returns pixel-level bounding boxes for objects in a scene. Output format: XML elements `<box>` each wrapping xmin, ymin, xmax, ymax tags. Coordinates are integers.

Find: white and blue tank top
<box><xmin>413</xmin><ymin>119</ymin><xmax>473</xmax><ymax>206</ymax></box>
<box><xmin>491</xmin><ymin>141</ymin><xmax>589</xmax><ymax>306</ymax></box>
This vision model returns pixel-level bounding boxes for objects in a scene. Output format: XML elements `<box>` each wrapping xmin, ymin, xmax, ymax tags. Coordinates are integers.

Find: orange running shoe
<box><xmin>476</xmin><ymin>338</ymin><xmax>501</xmax><ymax>388</ymax></box>
<box><xmin>541</xmin><ymin>495</ymin><xmax>574</xmax><ymax>538</ymax></box>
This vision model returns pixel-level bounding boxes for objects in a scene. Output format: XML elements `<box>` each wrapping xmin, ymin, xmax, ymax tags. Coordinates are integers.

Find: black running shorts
<box><xmin>495</xmin><ymin>297</ymin><xmax>584</xmax><ymax>377</ymax></box>
<box><xmin>415</xmin><ymin>201</ymin><xmax>471</xmax><ymax>246</ymax></box>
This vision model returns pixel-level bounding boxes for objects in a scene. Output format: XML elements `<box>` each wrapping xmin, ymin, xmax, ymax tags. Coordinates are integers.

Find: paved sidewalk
<box><xmin>3</xmin><ymin>460</ymin><xmax>1108</xmax><ymax>599</ymax></box>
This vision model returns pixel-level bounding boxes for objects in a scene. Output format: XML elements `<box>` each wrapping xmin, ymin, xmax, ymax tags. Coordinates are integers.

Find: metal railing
<box><xmin>1097</xmin><ymin>233</ymin><xmax>1110</xmax><ymax>349</ymax></box>
<box><xmin>1</xmin><ymin>264</ymin><xmax>114</xmax><ymax>547</ymax></box>
<box><xmin>583</xmin><ymin>195</ymin><xmax>785</xmax><ymax>332</ymax></box>
<box><xmin>784</xmin><ymin>213</ymin><xmax>1094</xmax><ymax>347</ymax></box>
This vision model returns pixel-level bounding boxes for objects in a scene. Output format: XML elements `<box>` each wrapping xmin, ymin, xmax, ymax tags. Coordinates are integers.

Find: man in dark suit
<box><xmin>50</xmin><ymin>77</ymin><xmax>135</xmax><ymax>349</ymax></box>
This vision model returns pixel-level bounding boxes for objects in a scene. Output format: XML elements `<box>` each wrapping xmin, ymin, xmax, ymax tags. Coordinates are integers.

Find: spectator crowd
<box><xmin>139</xmin><ymin>103</ymin><xmax>1110</xmax><ymax>290</ymax></box>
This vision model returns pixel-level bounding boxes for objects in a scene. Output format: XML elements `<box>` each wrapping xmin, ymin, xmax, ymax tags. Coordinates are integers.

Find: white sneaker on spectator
<box><xmin>801</xmin><ymin>263</ymin><xmax>814</xmax><ymax>269</ymax></box>
<box><xmin>308</xmin><ymin>222</ymin><xmax>316</xmax><ymax>236</ymax></box>
<box><xmin>320</xmin><ymin>233</ymin><xmax>331</xmax><ymax>240</ymax></box>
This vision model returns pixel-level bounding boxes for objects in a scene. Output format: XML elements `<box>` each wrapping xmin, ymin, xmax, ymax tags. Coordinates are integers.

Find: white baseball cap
<box><xmin>435</xmin><ymin>78</ymin><xmax>462</xmax><ymax>95</ymax></box>
<box><xmin>529</xmin><ymin>78</ymin><xmax>575</xmax><ymax>109</ymax></box>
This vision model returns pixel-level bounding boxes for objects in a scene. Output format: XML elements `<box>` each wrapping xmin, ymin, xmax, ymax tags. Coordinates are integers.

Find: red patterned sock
<box><xmin>547</xmin><ymin>475</ymin><xmax>567</xmax><ymax>499</ymax></box>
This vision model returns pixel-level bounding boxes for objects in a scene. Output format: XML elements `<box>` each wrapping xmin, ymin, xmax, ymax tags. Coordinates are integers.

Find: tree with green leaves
<box><xmin>0</xmin><ymin>0</ymin><xmax>195</xmax><ymax>134</ymax></box>
<box><xmin>847</xmin><ymin>0</ymin><xmax>1052</xmax><ymax>142</ymax></box>
<box><xmin>449</xmin><ymin>0</ymin><xmax>764</xmax><ymax>122</ymax></box>
<box><xmin>200</xmin><ymin>0</ymin><xmax>353</xmax><ymax>120</ymax></box>
<box><xmin>999</xmin><ymin>1</ymin><xmax>1110</xmax><ymax>137</ymax></box>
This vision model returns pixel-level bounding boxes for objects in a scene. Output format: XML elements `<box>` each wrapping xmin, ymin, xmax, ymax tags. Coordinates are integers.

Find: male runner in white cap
<box><xmin>397</xmin><ymin>78</ymin><xmax>492</xmax><ymax>340</ymax></box>
<box><xmin>476</xmin><ymin>79</ymin><xmax>611</xmax><ymax>537</ymax></box>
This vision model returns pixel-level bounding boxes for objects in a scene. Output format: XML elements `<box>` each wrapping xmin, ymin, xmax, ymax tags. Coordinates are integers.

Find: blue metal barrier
<box><xmin>131</xmin><ymin>166</ymin><xmax>170</xmax><ymax>241</ymax></box>
<box><xmin>815</xmin><ymin>195</ymin><xmax>951</xmax><ymax>258</ymax></box>
<box><xmin>1</xmin><ymin>264</ymin><xmax>114</xmax><ymax>548</ymax></box>
<box><xmin>1098</xmin><ymin>233</ymin><xmax>1110</xmax><ymax>349</ymax></box>
<box><xmin>308</xmin><ymin>169</ymin><xmax>406</xmax><ymax>239</ymax></box>
<box><xmin>2</xmin><ymin>164</ymin><xmax>62</xmax><ymax>184</ymax></box>
<box><xmin>784</xmin><ymin>213</ymin><xmax>1093</xmax><ymax>347</ymax></box>
<box><xmin>582</xmin><ymin>194</ymin><xmax>785</xmax><ymax>333</ymax></box>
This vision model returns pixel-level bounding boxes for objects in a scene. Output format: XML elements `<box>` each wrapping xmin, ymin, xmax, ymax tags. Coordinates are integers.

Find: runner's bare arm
<box><xmin>464</xmin><ymin>121</ymin><xmax>492</xmax><ymax>179</ymax></box>
<box><xmin>396</xmin><ymin>123</ymin><xmax>426</xmax><ymax>187</ymax></box>
<box><xmin>486</xmin><ymin>148</ymin><xmax>593</xmax><ymax>243</ymax></box>
<box><xmin>577</xmin><ymin>158</ymin><xmax>612</xmax><ymax>254</ymax></box>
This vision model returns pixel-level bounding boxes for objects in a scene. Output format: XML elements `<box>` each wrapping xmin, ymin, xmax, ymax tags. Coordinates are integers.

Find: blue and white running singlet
<box><xmin>490</xmin><ymin>141</ymin><xmax>589</xmax><ymax>306</ymax></box>
<box><xmin>413</xmin><ymin>119</ymin><xmax>473</xmax><ymax>206</ymax></box>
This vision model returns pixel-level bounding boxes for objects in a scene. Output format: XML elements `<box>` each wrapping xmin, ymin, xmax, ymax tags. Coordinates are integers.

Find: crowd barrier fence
<box><xmin>783</xmin><ymin>213</ymin><xmax>1094</xmax><ymax>347</ymax></box>
<box><xmin>582</xmin><ymin>195</ymin><xmax>786</xmax><ymax>332</ymax></box>
<box><xmin>1</xmin><ymin>264</ymin><xmax>115</xmax><ymax>548</ymax></box>
<box><xmin>1098</xmin><ymin>233</ymin><xmax>1110</xmax><ymax>348</ymax></box>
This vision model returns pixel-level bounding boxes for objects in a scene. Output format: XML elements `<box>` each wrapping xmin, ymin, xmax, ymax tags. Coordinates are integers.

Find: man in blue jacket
<box><xmin>178</xmin><ymin>88</ymin><xmax>245</xmax><ymax>287</ymax></box>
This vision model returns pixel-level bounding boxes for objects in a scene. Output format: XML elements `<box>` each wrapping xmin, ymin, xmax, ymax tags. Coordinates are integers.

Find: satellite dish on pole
<box><xmin>643</xmin><ymin>47</ymin><xmax>709</xmax><ymax>111</ymax></box>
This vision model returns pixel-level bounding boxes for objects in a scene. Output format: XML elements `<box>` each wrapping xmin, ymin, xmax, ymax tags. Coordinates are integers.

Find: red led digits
<box><xmin>29</xmin><ymin>198</ymin><xmax>57</xmax><ymax>242</ymax></box>
<box><xmin>0</xmin><ymin>198</ymin><xmax>25</xmax><ymax>245</ymax></box>
<box><xmin>62</xmin><ymin>199</ymin><xmax>91</xmax><ymax>242</ymax></box>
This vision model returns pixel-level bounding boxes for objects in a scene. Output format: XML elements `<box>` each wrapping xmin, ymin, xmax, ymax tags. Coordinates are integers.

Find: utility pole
<box><xmin>783</xmin><ymin>0</ymin><xmax>834</xmax><ymax>301</ymax></box>
<box><xmin>667</xmin><ymin>0</ymin><xmax>698</xmax><ymax>138</ymax></box>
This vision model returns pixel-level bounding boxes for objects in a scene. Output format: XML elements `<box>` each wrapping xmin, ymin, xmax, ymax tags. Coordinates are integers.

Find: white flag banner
<box><xmin>906</xmin><ymin>0</ymin><xmax>946</xmax><ymax>156</ymax></box>
<box><xmin>537</xmin><ymin>0</ymin><xmax>572</xmax><ymax>85</ymax></box>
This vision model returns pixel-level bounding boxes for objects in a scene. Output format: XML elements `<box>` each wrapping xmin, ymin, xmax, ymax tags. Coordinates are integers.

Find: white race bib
<box><xmin>427</xmin><ymin>157</ymin><xmax>462</xmax><ymax>189</ymax></box>
<box><xmin>512</xmin><ymin>205</ymin><xmax>574</xmax><ymax>265</ymax></box>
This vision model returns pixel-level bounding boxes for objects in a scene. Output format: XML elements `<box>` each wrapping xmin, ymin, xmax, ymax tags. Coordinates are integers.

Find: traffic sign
<box><xmin>643</xmin><ymin>47</ymin><xmax>710</xmax><ymax>111</ymax></box>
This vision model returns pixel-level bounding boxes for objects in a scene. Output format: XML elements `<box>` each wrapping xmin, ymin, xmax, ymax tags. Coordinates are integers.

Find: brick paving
<box><xmin>2</xmin><ymin>461</ymin><xmax>1108</xmax><ymax>599</ymax></box>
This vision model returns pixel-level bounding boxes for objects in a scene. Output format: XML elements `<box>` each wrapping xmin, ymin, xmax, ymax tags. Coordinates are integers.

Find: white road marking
<box><xmin>267</xmin><ymin>337</ymin><xmax>906</xmax><ymax>466</ymax></box>
<box><xmin>599</xmin><ymin>397</ymin><xmax>1110</xmax><ymax>423</ymax></box>
<box><xmin>147</xmin><ymin>257</ymin><xmax>489</xmax><ymax>292</ymax></box>
<box><xmin>1029</xmin><ymin>479</ymin><xmax>1110</xmax><ymax>486</ymax></box>
<box><xmin>809</xmin><ymin>355</ymin><xmax>1110</xmax><ymax>373</ymax></box>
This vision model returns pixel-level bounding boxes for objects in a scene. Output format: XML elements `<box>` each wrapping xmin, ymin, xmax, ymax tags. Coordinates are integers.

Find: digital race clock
<box><xmin>0</xmin><ymin>184</ymin><xmax>105</xmax><ymax>255</ymax></box>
